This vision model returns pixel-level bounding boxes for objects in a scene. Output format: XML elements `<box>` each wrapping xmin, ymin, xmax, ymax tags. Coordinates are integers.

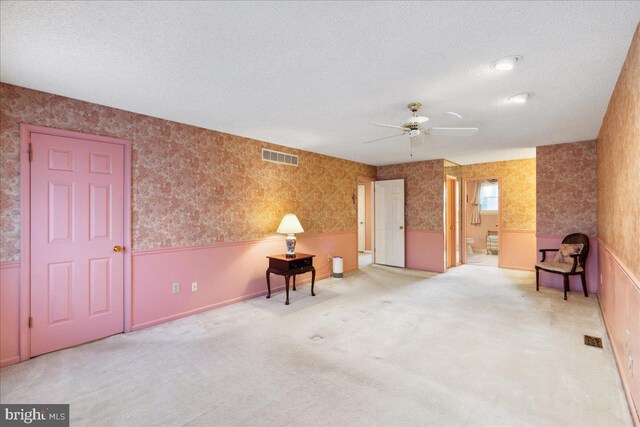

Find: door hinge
<box><xmin>28</xmin><ymin>317</ymin><xmax>33</xmax><ymax>328</ymax></box>
<box><xmin>28</xmin><ymin>143</ymin><xmax>33</xmax><ymax>162</ymax></box>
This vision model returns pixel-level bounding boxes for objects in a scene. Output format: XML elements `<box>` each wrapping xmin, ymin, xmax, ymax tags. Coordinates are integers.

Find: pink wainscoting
<box><xmin>0</xmin><ymin>262</ymin><xmax>20</xmax><ymax>367</ymax></box>
<box><xmin>500</xmin><ymin>231</ymin><xmax>536</xmax><ymax>271</ymax></box>
<box><xmin>599</xmin><ymin>241</ymin><xmax>640</xmax><ymax>425</ymax></box>
<box><xmin>406</xmin><ymin>229</ymin><xmax>445</xmax><ymax>273</ymax></box>
<box><xmin>536</xmin><ymin>234</ymin><xmax>599</xmax><ymax>293</ymax></box>
<box><xmin>131</xmin><ymin>231</ymin><xmax>357</xmax><ymax>330</ymax></box>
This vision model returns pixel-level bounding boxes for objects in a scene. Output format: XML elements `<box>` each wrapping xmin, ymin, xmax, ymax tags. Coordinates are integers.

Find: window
<box><xmin>479</xmin><ymin>181</ymin><xmax>498</xmax><ymax>212</ymax></box>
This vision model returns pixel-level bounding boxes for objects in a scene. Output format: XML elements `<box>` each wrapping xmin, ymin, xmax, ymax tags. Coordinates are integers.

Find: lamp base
<box><xmin>285</xmin><ymin>234</ymin><xmax>296</xmax><ymax>258</ymax></box>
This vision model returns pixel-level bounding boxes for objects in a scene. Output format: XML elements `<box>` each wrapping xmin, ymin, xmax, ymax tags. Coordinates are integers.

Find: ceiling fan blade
<box><xmin>429</xmin><ymin>112</ymin><xmax>463</xmax><ymax>126</ymax></box>
<box><xmin>362</xmin><ymin>132</ymin><xmax>407</xmax><ymax>144</ymax></box>
<box><xmin>427</xmin><ymin>127</ymin><xmax>478</xmax><ymax>136</ymax></box>
<box><xmin>374</xmin><ymin>123</ymin><xmax>406</xmax><ymax>130</ymax></box>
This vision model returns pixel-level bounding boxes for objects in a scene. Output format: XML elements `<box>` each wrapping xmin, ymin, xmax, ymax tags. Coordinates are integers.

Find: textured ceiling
<box><xmin>1</xmin><ymin>1</ymin><xmax>639</xmax><ymax>165</ymax></box>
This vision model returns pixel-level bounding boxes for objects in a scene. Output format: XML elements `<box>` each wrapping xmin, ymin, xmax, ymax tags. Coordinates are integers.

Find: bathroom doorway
<box><xmin>463</xmin><ymin>178</ymin><xmax>500</xmax><ymax>267</ymax></box>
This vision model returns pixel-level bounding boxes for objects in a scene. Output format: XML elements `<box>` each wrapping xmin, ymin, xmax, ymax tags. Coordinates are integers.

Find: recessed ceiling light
<box><xmin>508</xmin><ymin>92</ymin><xmax>534</xmax><ymax>103</ymax></box>
<box><xmin>492</xmin><ymin>55</ymin><xmax>522</xmax><ymax>71</ymax></box>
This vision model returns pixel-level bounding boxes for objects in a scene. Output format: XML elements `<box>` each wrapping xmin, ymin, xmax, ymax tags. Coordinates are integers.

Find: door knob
<box><xmin>360</xmin><ymin>221</ymin><xmax>364</xmax><ymax>224</ymax></box>
<box><xmin>113</xmin><ymin>245</ymin><xmax>123</xmax><ymax>253</ymax></box>
<box><xmin>399</xmin><ymin>226</ymin><xmax>404</xmax><ymax>230</ymax></box>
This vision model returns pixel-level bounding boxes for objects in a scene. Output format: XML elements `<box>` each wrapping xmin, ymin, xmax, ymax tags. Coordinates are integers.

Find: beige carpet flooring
<box><xmin>466</xmin><ymin>252</ymin><xmax>499</xmax><ymax>267</ymax></box>
<box><xmin>0</xmin><ymin>264</ymin><xmax>632</xmax><ymax>426</ymax></box>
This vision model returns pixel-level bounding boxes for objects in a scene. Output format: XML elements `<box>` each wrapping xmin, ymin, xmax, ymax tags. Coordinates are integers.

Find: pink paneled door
<box><xmin>30</xmin><ymin>132</ymin><xmax>125</xmax><ymax>356</ymax></box>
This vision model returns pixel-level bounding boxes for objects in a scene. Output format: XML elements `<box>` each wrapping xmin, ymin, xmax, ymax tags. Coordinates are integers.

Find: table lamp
<box><xmin>277</xmin><ymin>214</ymin><xmax>304</xmax><ymax>257</ymax></box>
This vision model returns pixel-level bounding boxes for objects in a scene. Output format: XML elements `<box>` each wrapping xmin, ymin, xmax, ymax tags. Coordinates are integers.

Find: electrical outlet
<box><xmin>172</xmin><ymin>282</ymin><xmax>180</xmax><ymax>294</ymax></box>
<box><xmin>600</xmin><ymin>274</ymin><xmax>603</xmax><ymax>285</ymax></box>
<box><xmin>191</xmin><ymin>281</ymin><xmax>198</xmax><ymax>292</ymax></box>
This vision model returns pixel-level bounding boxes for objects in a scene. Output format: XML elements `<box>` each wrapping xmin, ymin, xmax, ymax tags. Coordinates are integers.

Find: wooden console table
<box><xmin>266</xmin><ymin>253</ymin><xmax>316</xmax><ymax>305</ymax></box>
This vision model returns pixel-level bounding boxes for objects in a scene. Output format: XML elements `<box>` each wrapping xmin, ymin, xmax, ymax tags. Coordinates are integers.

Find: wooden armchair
<box><xmin>535</xmin><ymin>233</ymin><xmax>589</xmax><ymax>300</ymax></box>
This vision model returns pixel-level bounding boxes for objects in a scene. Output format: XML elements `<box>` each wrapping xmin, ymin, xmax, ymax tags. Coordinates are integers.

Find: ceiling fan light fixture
<box><xmin>492</xmin><ymin>55</ymin><xmax>522</xmax><ymax>71</ymax></box>
<box><xmin>404</xmin><ymin>116</ymin><xmax>429</xmax><ymax>126</ymax></box>
<box><xmin>408</xmin><ymin>129</ymin><xmax>421</xmax><ymax>137</ymax></box>
<box><xmin>508</xmin><ymin>92</ymin><xmax>534</xmax><ymax>103</ymax></box>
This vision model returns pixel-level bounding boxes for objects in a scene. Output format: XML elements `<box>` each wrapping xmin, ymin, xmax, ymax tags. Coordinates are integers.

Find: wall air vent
<box><xmin>262</xmin><ymin>148</ymin><xmax>298</xmax><ymax>166</ymax></box>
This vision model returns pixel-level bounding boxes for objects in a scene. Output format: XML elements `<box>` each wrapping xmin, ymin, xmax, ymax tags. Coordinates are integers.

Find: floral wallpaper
<box><xmin>376</xmin><ymin>160</ymin><xmax>444</xmax><ymax>231</ymax></box>
<box><xmin>597</xmin><ymin>24</ymin><xmax>640</xmax><ymax>279</ymax></box>
<box><xmin>536</xmin><ymin>141</ymin><xmax>597</xmax><ymax>236</ymax></box>
<box><xmin>0</xmin><ymin>83</ymin><xmax>376</xmax><ymax>262</ymax></box>
<box><xmin>445</xmin><ymin>158</ymin><xmax>536</xmax><ymax>231</ymax></box>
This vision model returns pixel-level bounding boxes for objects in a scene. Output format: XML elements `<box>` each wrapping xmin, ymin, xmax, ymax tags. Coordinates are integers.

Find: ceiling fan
<box><xmin>363</xmin><ymin>102</ymin><xmax>478</xmax><ymax>149</ymax></box>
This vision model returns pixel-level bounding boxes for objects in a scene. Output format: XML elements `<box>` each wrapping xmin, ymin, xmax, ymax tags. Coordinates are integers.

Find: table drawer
<box><xmin>289</xmin><ymin>257</ymin><xmax>313</xmax><ymax>270</ymax></box>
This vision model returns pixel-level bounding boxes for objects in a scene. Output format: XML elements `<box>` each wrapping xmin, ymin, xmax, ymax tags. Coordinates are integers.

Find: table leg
<box><xmin>285</xmin><ymin>275</ymin><xmax>290</xmax><ymax>305</ymax></box>
<box><xmin>311</xmin><ymin>267</ymin><xmax>316</xmax><ymax>297</ymax></box>
<box><xmin>293</xmin><ymin>274</ymin><xmax>296</xmax><ymax>291</ymax></box>
<box><xmin>265</xmin><ymin>269</ymin><xmax>271</xmax><ymax>299</ymax></box>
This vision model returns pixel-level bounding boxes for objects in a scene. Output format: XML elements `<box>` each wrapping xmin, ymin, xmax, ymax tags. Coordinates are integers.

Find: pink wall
<box><xmin>536</xmin><ymin>234</ymin><xmax>599</xmax><ymax>293</ymax></box>
<box><xmin>599</xmin><ymin>242</ymin><xmax>640</xmax><ymax>424</ymax></box>
<box><xmin>131</xmin><ymin>231</ymin><xmax>357</xmax><ymax>330</ymax></box>
<box><xmin>0</xmin><ymin>262</ymin><xmax>20</xmax><ymax>367</ymax></box>
<box><xmin>596</xmin><ymin>24</ymin><xmax>640</xmax><ymax>425</ymax></box>
<box><xmin>501</xmin><ymin>231</ymin><xmax>536</xmax><ymax>271</ymax></box>
<box><xmin>406</xmin><ymin>230</ymin><xmax>445</xmax><ymax>273</ymax></box>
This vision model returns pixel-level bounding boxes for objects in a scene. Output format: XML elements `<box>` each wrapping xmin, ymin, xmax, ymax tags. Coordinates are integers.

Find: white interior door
<box><xmin>357</xmin><ymin>185</ymin><xmax>365</xmax><ymax>252</ymax></box>
<box><xmin>374</xmin><ymin>179</ymin><xmax>405</xmax><ymax>267</ymax></box>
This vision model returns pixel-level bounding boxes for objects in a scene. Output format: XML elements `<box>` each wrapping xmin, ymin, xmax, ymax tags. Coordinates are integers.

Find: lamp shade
<box><xmin>277</xmin><ymin>214</ymin><xmax>304</xmax><ymax>234</ymax></box>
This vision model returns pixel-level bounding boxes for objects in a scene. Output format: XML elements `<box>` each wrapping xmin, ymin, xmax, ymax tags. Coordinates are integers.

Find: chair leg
<box><xmin>580</xmin><ymin>272</ymin><xmax>588</xmax><ymax>297</ymax></box>
<box><xmin>563</xmin><ymin>274</ymin><xmax>569</xmax><ymax>301</ymax></box>
<box><xmin>535</xmin><ymin>268</ymin><xmax>540</xmax><ymax>291</ymax></box>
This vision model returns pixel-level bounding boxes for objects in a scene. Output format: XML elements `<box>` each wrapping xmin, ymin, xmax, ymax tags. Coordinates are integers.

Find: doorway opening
<box><xmin>445</xmin><ymin>176</ymin><xmax>461</xmax><ymax>268</ymax></box>
<box><xmin>464</xmin><ymin>178</ymin><xmax>500</xmax><ymax>267</ymax></box>
<box><xmin>357</xmin><ymin>178</ymin><xmax>374</xmax><ymax>268</ymax></box>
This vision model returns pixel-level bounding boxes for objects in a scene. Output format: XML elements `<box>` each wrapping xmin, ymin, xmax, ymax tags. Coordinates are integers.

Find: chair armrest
<box><xmin>539</xmin><ymin>248</ymin><xmax>559</xmax><ymax>262</ymax></box>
